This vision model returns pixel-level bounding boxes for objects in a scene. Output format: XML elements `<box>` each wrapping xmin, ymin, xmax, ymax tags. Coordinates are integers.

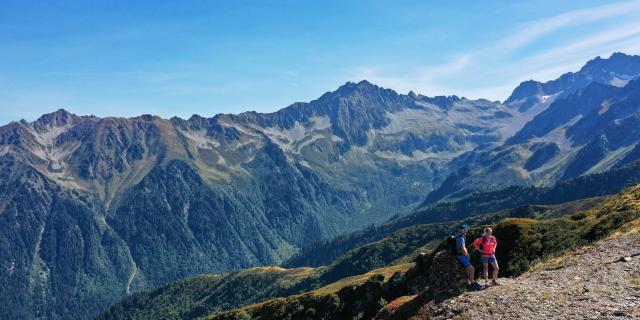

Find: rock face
<box><xmin>428</xmin><ymin>251</ymin><xmax>469</xmax><ymax>301</ymax></box>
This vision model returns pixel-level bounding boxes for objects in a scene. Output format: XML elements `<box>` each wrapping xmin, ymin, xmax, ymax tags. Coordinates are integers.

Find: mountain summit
<box><xmin>424</xmin><ymin>52</ymin><xmax>640</xmax><ymax>204</ymax></box>
<box><xmin>3</xmin><ymin>53</ymin><xmax>640</xmax><ymax>319</ymax></box>
<box><xmin>506</xmin><ymin>52</ymin><xmax>640</xmax><ymax>112</ymax></box>
<box><xmin>0</xmin><ymin>76</ymin><xmax>515</xmax><ymax>319</ymax></box>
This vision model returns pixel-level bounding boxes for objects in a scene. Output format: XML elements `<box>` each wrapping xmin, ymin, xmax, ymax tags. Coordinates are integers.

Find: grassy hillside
<box><xmin>284</xmin><ymin>161</ymin><xmax>640</xmax><ymax>269</ymax></box>
<box><xmin>209</xmin><ymin>183</ymin><xmax>640</xmax><ymax>320</ymax></box>
<box><xmin>99</xmin><ymin>198</ymin><xmax>602</xmax><ymax>319</ymax></box>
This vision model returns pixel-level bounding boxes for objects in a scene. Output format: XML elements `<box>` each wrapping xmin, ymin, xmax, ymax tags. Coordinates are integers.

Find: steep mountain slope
<box><xmin>3</xmin><ymin>53</ymin><xmax>640</xmax><ymax>320</ymax></box>
<box><xmin>505</xmin><ymin>52</ymin><xmax>640</xmax><ymax>112</ymax></box>
<box><xmin>206</xmin><ymin>182</ymin><xmax>640</xmax><ymax>320</ymax></box>
<box><xmin>100</xmin><ymin>199</ymin><xmax>601</xmax><ymax>320</ymax></box>
<box><xmin>284</xmin><ymin>160</ymin><xmax>640</xmax><ymax>268</ymax></box>
<box><xmin>426</xmin><ymin>52</ymin><xmax>640</xmax><ymax>204</ymax></box>
<box><xmin>0</xmin><ymin>82</ymin><xmax>516</xmax><ymax>319</ymax></box>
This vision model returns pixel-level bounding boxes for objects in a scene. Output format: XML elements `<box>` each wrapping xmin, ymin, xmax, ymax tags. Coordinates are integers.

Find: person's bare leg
<box><xmin>482</xmin><ymin>262</ymin><xmax>489</xmax><ymax>285</ymax></box>
<box><xmin>491</xmin><ymin>261</ymin><xmax>499</xmax><ymax>283</ymax></box>
<box><xmin>467</xmin><ymin>266</ymin><xmax>475</xmax><ymax>283</ymax></box>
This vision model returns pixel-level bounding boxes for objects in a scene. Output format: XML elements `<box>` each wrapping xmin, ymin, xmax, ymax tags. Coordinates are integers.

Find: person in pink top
<box><xmin>473</xmin><ymin>227</ymin><xmax>500</xmax><ymax>286</ymax></box>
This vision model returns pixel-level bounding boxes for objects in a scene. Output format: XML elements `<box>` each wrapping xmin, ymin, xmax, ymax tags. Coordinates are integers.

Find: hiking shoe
<box><xmin>471</xmin><ymin>282</ymin><xmax>483</xmax><ymax>291</ymax></box>
<box><xmin>491</xmin><ymin>280</ymin><xmax>500</xmax><ymax>286</ymax></box>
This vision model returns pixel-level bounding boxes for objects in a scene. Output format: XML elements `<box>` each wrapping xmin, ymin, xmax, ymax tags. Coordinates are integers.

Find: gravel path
<box><xmin>423</xmin><ymin>233</ymin><xmax>640</xmax><ymax>319</ymax></box>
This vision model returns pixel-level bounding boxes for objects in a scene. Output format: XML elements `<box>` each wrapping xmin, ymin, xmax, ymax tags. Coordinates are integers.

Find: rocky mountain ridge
<box><xmin>2</xmin><ymin>52</ymin><xmax>640</xmax><ymax>319</ymax></box>
<box><xmin>425</xmin><ymin>53</ymin><xmax>640</xmax><ymax>204</ymax></box>
<box><xmin>0</xmin><ymin>78</ymin><xmax>517</xmax><ymax>320</ymax></box>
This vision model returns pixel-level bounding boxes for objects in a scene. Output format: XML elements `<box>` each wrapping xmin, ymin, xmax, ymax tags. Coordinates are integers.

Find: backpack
<box><xmin>447</xmin><ymin>236</ymin><xmax>459</xmax><ymax>256</ymax></box>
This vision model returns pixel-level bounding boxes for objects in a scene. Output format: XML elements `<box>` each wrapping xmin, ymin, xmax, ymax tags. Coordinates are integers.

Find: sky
<box><xmin>1</xmin><ymin>0</ymin><xmax>640</xmax><ymax>125</ymax></box>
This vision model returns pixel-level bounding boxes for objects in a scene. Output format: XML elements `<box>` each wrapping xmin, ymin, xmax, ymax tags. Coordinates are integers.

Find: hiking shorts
<box><xmin>481</xmin><ymin>256</ymin><xmax>497</xmax><ymax>264</ymax></box>
<box><xmin>457</xmin><ymin>255</ymin><xmax>472</xmax><ymax>268</ymax></box>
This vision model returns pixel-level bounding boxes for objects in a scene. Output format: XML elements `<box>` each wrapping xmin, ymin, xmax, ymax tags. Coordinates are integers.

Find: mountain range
<box><xmin>1</xmin><ymin>52</ymin><xmax>640</xmax><ymax>319</ymax></box>
<box><xmin>425</xmin><ymin>52</ymin><xmax>640</xmax><ymax>203</ymax></box>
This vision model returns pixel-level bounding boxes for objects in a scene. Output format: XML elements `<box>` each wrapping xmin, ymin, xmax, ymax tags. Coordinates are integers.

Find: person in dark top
<box><xmin>456</xmin><ymin>224</ymin><xmax>482</xmax><ymax>290</ymax></box>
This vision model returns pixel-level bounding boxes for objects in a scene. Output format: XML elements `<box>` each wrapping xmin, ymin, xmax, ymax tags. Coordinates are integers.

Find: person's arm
<box><xmin>472</xmin><ymin>238</ymin><xmax>482</xmax><ymax>251</ymax></box>
<box><xmin>462</xmin><ymin>238</ymin><xmax>470</xmax><ymax>256</ymax></box>
<box><xmin>456</xmin><ymin>236</ymin><xmax>469</xmax><ymax>256</ymax></box>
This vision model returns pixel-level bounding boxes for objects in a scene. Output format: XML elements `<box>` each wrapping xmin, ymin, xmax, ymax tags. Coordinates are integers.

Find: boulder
<box><xmin>428</xmin><ymin>251</ymin><xmax>469</xmax><ymax>301</ymax></box>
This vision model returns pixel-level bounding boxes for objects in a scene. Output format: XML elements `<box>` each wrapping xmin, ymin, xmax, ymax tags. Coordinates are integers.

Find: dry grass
<box><xmin>611</xmin><ymin>219</ymin><xmax>640</xmax><ymax>237</ymax></box>
<box><xmin>384</xmin><ymin>295</ymin><xmax>416</xmax><ymax>310</ymax></box>
<box><xmin>529</xmin><ymin>245</ymin><xmax>589</xmax><ymax>272</ymax></box>
<box><xmin>312</xmin><ymin>263</ymin><xmax>414</xmax><ymax>296</ymax></box>
<box><xmin>215</xmin><ymin>263</ymin><xmax>415</xmax><ymax>317</ymax></box>
<box><xmin>502</xmin><ymin>218</ymin><xmax>538</xmax><ymax>225</ymax></box>
<box><xmin>541</xmin><ymin>291</ymin><xmax>551</xmax><ymax>301</ymax></box>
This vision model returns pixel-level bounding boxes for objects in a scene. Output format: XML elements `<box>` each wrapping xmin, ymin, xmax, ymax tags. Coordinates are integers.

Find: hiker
<box><xmin>455</xmin><ymin>224</ymin><xmax>482</xmax><ymax>290</ymax></box>
<box><xmin>473</xmin><ymin>227</ymin><xmax>500</xmax><ymax>286</ymax></box>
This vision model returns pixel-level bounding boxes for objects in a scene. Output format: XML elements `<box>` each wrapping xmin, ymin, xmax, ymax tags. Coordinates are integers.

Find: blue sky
<box><xmin>1</xmin><ymin>0</ymin><xmax>640</xmax><ymax>125</ymax></box>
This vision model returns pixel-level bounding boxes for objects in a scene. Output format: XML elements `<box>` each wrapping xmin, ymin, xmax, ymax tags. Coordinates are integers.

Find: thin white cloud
<box><xmin>347</xmin><ymin>1</ymin><xmax>640</xmax><ymax>101</ymax></box>
<box><xmin>344</xmin><ymin>54</ymin><xmax>472</xmax><ymax>96</ymax></box>
<box><xmin>521</xmin><ymin>22</ymin><xmax>640</xmax><ymax>67</ymax></box>
<box><xmin>415</xmin><ymin>54</ymin><xmax>472</xmax><ymax>78</ymax></box>
<box><xmin>474</xmin><ymin>22</ymin><xmax>640</xmax><ymax>84</ymax></box>
<box><xmin>496</xmin><ymin>0</ymin><xmax>640</xmax><ymax>52</ymax></box>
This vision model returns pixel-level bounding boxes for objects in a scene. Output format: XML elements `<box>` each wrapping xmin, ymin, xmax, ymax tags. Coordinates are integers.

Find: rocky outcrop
<box><xmin>428</xmin><ymin>251</ymin><xmax>469</xmax><ymax>301</ymax></box>
<box><xmin>371</xmin><ymin>251</ymin><xmax>469</xmax><ymax>320</ymax></box>
<box><xmin>418</xmin><ymin>233</ymin><xmax>640</xmax><ymax>319</ymax></box>
<box><xmin>372</xmin><ymin>295</ymin><xmax>418</xmax><ymax>320</ymax></box>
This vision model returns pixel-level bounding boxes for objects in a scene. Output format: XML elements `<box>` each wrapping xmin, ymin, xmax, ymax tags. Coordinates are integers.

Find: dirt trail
<box><xmin>421</xmin><ymin>233</ymin><xmax>640</xmax><ymax>319</ymax></box>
